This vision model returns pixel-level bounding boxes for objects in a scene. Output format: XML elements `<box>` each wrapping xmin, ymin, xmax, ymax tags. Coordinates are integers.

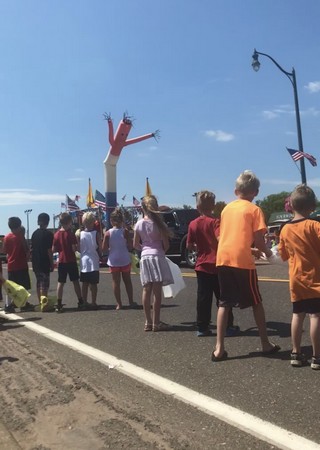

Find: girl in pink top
<box><xmin>133</xmin><ymin>195</ymin><xmax>173</xmax><ymax>332</ymax></box>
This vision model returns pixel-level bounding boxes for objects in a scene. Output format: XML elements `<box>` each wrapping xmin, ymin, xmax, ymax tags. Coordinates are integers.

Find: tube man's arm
<box><xmin>124</xmin><ymin>129</ymin><xmax>160</xmax><ymax>146</ymax></box>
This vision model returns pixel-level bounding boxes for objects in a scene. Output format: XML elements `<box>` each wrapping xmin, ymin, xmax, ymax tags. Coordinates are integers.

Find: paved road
<box><xmin>1</xmin><ymin>262</ymin><xmax>320</xmax><ymax>449</ymax></box>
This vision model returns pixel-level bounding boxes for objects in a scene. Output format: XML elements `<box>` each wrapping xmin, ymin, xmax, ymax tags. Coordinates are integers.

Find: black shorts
<box><xmin>217</xmin><ymin>266</ymin><xmax>262</xmax><ymax>309</ymax></box>
<box><xmin>293</xmin><ymin>298</ymin><xmax>320</xmax><ymax>314</ymax></box>
<box><xmin>58</xmin><ymin>262</ymin><xmax>79</xmax><ymax>283</ymax></box>
<box><xmin>8</xmin><ymin>269</ymin><xmax>31</xmax><ymax>290</ymax></box>
<box><xmin>80</xmin><ymin>271</ymin><xmax>99</xmax><ymax>284</ymax></box>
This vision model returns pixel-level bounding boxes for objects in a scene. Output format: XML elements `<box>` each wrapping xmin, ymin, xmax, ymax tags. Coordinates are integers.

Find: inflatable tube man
<box><xmin>103</xmin><ymin>112</ymin><xmax>159</xmax><ymax>224</ymax></box>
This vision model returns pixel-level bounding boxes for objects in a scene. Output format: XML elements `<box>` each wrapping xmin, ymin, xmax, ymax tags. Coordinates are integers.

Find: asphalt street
<box><xmin>1</xmin><ymin>262</ymin><xmax>320</xmax><ymax>449</ymax></box>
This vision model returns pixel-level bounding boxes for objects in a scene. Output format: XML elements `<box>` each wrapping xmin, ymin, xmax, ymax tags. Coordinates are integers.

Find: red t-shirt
<box><xmin>53</xmin><ymin>229</ymin><xmax>77</xmax><ymax>263</ymax></box>
<box><xmin>187</xmin><ymin>215</ymin><xmax>220</xmax><ymax>274</ymax></box>
<box><xmin>3</xmin><ymin>232</ymin><xmax>29</xmax><ymax>271</ymax></box>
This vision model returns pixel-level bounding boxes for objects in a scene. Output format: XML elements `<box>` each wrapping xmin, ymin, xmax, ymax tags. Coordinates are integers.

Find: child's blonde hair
<box><xmin>82</xmin><ymin>212</ymin><xmax>96</xmax><ymax>228</ymax></box>
<box><xmin>235</xmin><ymin>170</ymin><xmax>260</xmax><ymax>195</ymax></box>
<box><xmin>196</xmin><ymin>191</ymin><xmax>216</xmax><ymax>213</ymax></box>
<box><xmin>141</xmin><ymin>195</ymin><xmax>172</xmax><ymax>238</ymax></box>
<box><xmin>290</xmin><ymin>184</ymin><xmax>316</xmax><ymax>214</ymax></box>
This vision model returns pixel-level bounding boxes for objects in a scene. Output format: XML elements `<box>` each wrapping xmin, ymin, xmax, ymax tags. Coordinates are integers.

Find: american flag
<box><xmin>66</xmin><ymin>195</ymin><xmax>80</xmax><ymax>211</ymax></box>
<box><xmin>61</xmin><ymin>202</ymin><xmax>66</xmax><ymax>208</ymax></box>
<box><xmin>287</xmin><ymin>148</ymin><xmax>317</xmax><ymax>167</ymax></box>
<box><xmin>95</xmin><ymin>190</ymin><xmax>106</xmax><ymax>210</ymax></box>
<box><xmin>74</xmin><ymin>195</ymin><xmax>81</xmax><ymax>202</ymax></box>
<box><xmin>133</xmin><ymin>196</ymin><xmax>140</xmax><ymax>206</ymax></box>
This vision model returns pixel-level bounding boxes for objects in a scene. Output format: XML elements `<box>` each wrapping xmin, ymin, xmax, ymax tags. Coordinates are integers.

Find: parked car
<box><xmin>161</xmin><ymin>208</ymin><xmax>200</xmax><ymax>268</ymax></box>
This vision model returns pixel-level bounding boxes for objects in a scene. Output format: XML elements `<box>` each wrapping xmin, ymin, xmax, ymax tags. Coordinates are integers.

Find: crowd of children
<box><xmin>1</xmin><ymin>170</ymin><xmax>320</xmax><ymax>369</ymax></box>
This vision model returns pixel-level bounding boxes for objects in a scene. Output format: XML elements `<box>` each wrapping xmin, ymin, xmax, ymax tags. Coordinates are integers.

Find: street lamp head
<box><xmin>252</xmin><ymin>49</ymin><xmax>260</xmax><ymax>72</ymax></box>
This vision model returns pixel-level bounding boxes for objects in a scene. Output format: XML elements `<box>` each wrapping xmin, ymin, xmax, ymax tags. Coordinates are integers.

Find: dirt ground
<box><xmin>0</xmin><ymin>318</ymin><xmax>186</xmax><ymax>450</ymax></box>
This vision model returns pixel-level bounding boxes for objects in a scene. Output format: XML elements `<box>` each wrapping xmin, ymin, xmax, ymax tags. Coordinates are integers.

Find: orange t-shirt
<box><xmin>216</xmin><ymin>199</ymin><xmax>267</xmax><ymax>270</ymax></box>
<box><xmin>278</xmin><ymin>219</ymin><xmax>320</xmax><ymax>302</ymax></box>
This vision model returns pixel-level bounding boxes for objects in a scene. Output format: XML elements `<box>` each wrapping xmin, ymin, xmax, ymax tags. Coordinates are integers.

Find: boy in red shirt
<box><xmin>187</xmin><ymin>191</ymin><xmax>238</xmax><ymax>337</ymax></box>
<box><xmin>53</xmin><ymin>213</ymin><xmax>84</xmax><ymax>313</ymax></box>
<box><xmin>2</xmin><ymin>217</ymin><xmax>33</xmax><ymax>313</ymax></box>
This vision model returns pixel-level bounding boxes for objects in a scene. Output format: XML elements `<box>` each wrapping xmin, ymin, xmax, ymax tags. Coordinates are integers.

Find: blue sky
<box><xmin>1</xmin><ymin>0</ymin><xmax>320</xmax><ymax>235</ymax></box>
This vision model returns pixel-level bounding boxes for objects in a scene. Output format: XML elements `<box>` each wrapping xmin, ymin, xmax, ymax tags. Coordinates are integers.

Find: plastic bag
<box><xmin>162</xmin><ymin>258</ymin><xmax>186</xmax><ymax>298</ymax></box>
<box><xmin>131</xmin><ymin>252</ymin><xmax>140</xmax><ymax>274</ymax></box>
<box><xmin>3</xmin><ymin>280</ymin><xmax>30</xmax><ymax>308</ymax></box>
<box><xmin>40</xmin><ymin>295</ymin><xmax>56</xmax><ymax>312</ymax></box>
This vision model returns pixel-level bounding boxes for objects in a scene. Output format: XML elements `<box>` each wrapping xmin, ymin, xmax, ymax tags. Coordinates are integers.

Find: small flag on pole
<box><xmin>287</xmin><ymin>148</ymin><xmax>317</xmax><ymax>167</ymax></box>
<box><xmin>133</xmin><ymin>196</ymin><xmax>140</xmax><ymax>206</ymax></box>
<box><xmin>66</xmin><ymin>195</ymin><xmax>80</xmax><ymax>211</ymax></box>
<box><xmin>86</xmin><ymin>178</ymin><xmax>97</xmax><ymax>208</ymax></box>
<box><xmin>74</xmin><ymin>195</ymin><xmax>81</xmax><ymax>202</ymax></box>
<box><xmin>95</xmin><ymin>190</ymin><xmax>106</xmax><ymax>210</ymax></box>
<box><xmin>145</xmin><ymin>177</ymin><xmax>152</xmax><ymax>196</ymax></box>
<box><xmin>61</xmin><ymin>202</ymin><xmax>66</xmax><ymax>209</ymax></box>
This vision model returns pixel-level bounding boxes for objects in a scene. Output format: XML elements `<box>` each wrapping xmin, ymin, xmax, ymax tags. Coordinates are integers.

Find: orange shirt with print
<box><xmin>278</xmin><ymin>219</ymin><xmax>320</xmax><ymax>302</ymax></box>
<box><xmin>216</xmin><ymin>199</ymin><xmax>267</xmax><ymax>270</ymax></box>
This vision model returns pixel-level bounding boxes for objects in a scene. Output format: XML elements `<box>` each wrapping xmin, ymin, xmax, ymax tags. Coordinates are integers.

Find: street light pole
<box><xmin>252</xmin><ymin>49</ymin><xmax>307</xmax><ymax>184</ymax></box>
<box><xmin>24</xmin><ymin>209</ymin><xmax>32</xmax><ymax>241</ymax></box>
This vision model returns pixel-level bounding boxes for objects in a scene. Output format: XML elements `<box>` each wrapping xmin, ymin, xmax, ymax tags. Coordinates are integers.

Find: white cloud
<box><xmin>0</xmin><ymin>189</ymin><xmax>64</xmax><ymax>206</ymax></box>
<box><xmin>262</xmin><ymin>110</ymin><xmax>279</xmax><ymax>120</ymax></box>
<box><xmin>67</xmin><ymin>177</ymin><xmax>85</xmax><ymax>182</ymax></box>
<box><xmin>304</xmin><ymin>81</ymin><xmax>320</xmax><ymax>93</ymax></box>
<box><xmin>205</xmin><ymin>130</ymin><xmax>234</xmax><ymax>142</ymax></box>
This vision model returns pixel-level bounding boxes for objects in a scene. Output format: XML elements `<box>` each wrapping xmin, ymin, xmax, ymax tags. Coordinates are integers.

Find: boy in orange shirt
<box><xmin>212</xmin><ymin>170</ymin><xmax>280</xmax><ymax>361</ymax></box>
<box><xmin>278</xmin><ymin>185</ymin><xmax>320</xmax><ymax>370</ymax></box>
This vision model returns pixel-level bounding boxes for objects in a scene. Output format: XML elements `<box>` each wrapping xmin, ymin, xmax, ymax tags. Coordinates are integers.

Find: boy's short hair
<box><xmin>38</xmin><ymin>213</ymin><xmax>50</xmax><ymax>227</ymax></box>
<box><xmin>8</xmin><ymin>217</ymin><xmax>22</xmax><ymax>231</ymax></box>
<box><xmin>59</xmin><ymin>212</ymin><xmax>72</xmax><ymax>226</ymax></box>
<box><xmin>235</xmin><ymin>170</ymin><xmax>260</xmax><ymax>195</ymax></box>
<box><xmin>196</xmin><ymin>191</ymin><xmax>216</xmax><ymax>213</ymax></box>
<box><xmin>82</xmin><ymin>212</ymin><xmax>95</xmax><ymax>227</ymax></box>
<box><xmin>290</xmin><ymin>184</ymin><xmax>316</xmax><ymax>213</ymax></box>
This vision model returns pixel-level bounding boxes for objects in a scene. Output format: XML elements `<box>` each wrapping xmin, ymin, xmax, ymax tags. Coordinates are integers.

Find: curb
<box><xmin>0</xmin><ymin>421</ymin><xmax>21</xmax><ymax>449</ymax></box>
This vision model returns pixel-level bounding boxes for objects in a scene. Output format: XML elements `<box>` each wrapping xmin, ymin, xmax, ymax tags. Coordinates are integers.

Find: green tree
<box><xmin>256</xmin><ymin>191</ymin><xmax>290</xmax><ymax>223</ymax></box>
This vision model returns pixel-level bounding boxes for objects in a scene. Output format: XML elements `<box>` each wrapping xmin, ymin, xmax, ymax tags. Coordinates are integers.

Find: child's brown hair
<box><xmin>59</xmin><ymin>212</ymin><xmax>72</xmax><ymax>226</ymax></box>
<box><xmin>290</xmin><ymin>184</ymin><xmax>317</xmax><ymax>214</ymax></box>
<box><xmin>110</xmin><ymin>208</ymin><xmax>124</xmax><ymax>227</ymax></box>
<box><xmin>141</xmin><ymin>195</ymin><xmax>172</xmax><ymax>238</ymax></box>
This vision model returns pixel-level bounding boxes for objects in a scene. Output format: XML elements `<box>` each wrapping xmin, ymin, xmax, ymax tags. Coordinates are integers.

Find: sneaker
<box><xmin>4</xmin><ymin>304</ymin><xmax>15</xmax><ymax>314</ymax></box>
<box><xmin>78</xmin><ymin>301</ymin><xmax>88</xmax><ymax>311</ymax></box>
<box><xmin>55</xmin><ymin>304</ymin><xmax>63</xmax><ymax>313</ymax></box>
<box><xmin>291</xmin><ymin>352</ymin><xmax>308</xmax><ymax>367</ymax></box>
<box><xmin>226</xmin><ymin>325</ymin><xmax>240</xmax><ymax>337</ymax></box>
<box><xmin>311</xmin><ymin>357</ymin><xmax>320</xmax><ymax>370</ymax></box>
<box><xmin>20</xmin><ymin>302</ymin><xmax>34</xmax><ymax>312</ymax></box>
<box><xmin>197</xmin><ymin>329</ymin><xmax>213</xmax><ymax>337</ymax></box>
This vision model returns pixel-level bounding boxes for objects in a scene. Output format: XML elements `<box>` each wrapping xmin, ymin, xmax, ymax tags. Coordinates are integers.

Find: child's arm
<box><xmin>48</xmin><ymin>248</ymin><xmax>54</xmax><ymax>272</ymax></box>
<box><xmin>124</xmin><ymin>228</ymin><xmax>133</xmax><ymax>251</ymax></box>
<box><xmin>102</xmin><ymin>231</ymin><xmax>110</xmax><ymax>253</ymax></box>
<box><xmin>133</xmin><ymin>230</ymin><xmax>142</xmax><ymax>251</ymax></box>
<box><xmin>254</xmin><ymin>230</ymin><xmax>272</xmax><ymax>258</ymax></box>
<box><xmin>96</xmin><ymin>232</ymin><xmax>102</xmax><ymax>257</ymax></box>
<box><xmin>162</xmin><ymin>234</ymin><xmax>170</xmax><ymax>253</ymax></box>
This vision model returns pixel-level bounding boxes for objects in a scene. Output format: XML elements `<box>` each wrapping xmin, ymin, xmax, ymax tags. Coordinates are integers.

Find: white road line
<box><xmin>1</xmin><ymin>312</ymin><xmax>318</xmax><ymax>450</ymax></box>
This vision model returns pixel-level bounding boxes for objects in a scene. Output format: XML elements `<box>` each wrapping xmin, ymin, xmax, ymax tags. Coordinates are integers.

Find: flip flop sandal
<box><xmin>144</xmin><ymin>322</ymin><xmax>152</xmax><ymax>332</ymax></box>
<box><xmin>211</xmin><ymin>350</ymin><xmax>228</xmax><ymax>362</ymax></box>
<box><xmin>261</xmin><ymin>343</ymin><xmax>281</xmax><ymax>356</ymax></box>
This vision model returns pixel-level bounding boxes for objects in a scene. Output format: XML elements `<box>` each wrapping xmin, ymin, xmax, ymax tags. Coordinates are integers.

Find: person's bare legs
<box><xmin>252</xmin><ymin>302</ymin><xmax>275</xmax><ymax>352</ymax></box>
<box><xmin>309</xmin><ymin>313</ymin><xmax>320</xmax><ymax>358</ymax></box>
<box><xmin>142</xmin><ymin>283</ymin><xmax>152</xmax><ymax>325</ymax></box>
<box><xmin>82</xmin><ymin>282</ymin><xmax>89</xmax><ymax>303</ymax></box>
<box><xmin>57</xmin><ymin>282</ymin><xmax>64</xmax><ymax>302</ymax></box>
<box><xmin>213</xmin><ymin>306</ymin><xmax>230</xmax><ymax>358</ymax></box>
<box><xmin>291</xmin><ymin>312</ymin><xmax>305</xmax><ymax>354</ymax></box>
<box><xmin>72</xmin><ymin>280</ymin><xmax>82</xmax><ymax>300</ymax></box>
<box><xmin>111</xmin><ymin>272</ymin><xmax>122</xmax><ymax>309</ymax></box>
<box><xmin>122</xmin><ymin>272</ymin><xmax>134</xmax><ymax>304</ymax></box>
<box><xmin>152</xmin><ymin>282</ymin><xmax>163</xmax><ymax>326</ymax></box>
<box><xmin>90</xmin><ymin>283</ymin><xmax>98</xmax><ymax>305</ymax></box>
